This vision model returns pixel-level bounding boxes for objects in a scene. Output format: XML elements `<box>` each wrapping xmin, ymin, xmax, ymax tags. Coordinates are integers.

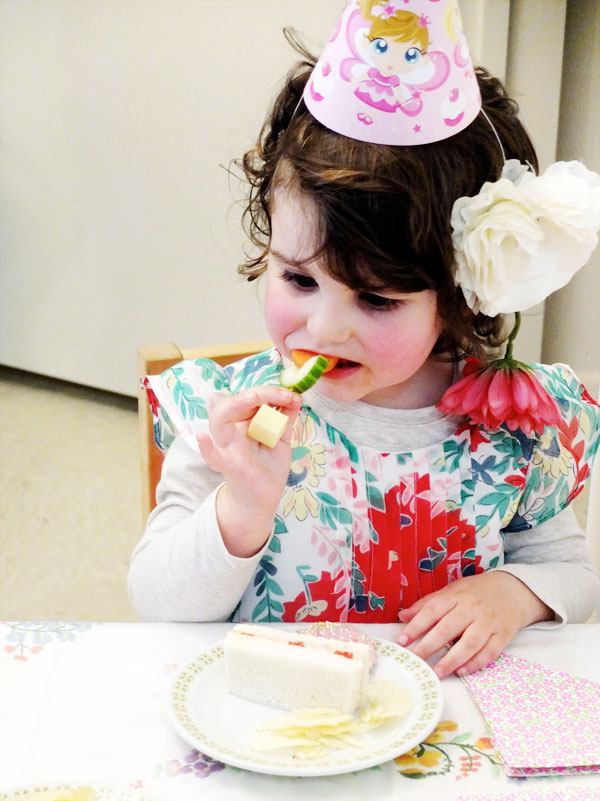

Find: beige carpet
<box><xmin>0</xmin><ymin>366</ymin><xmax>142</xmax><ymax>621</ymax></box>
<box><xmin>0</xmin><ymin>365</ymin><xmax>591</xmax><ymax>623</ymax></box>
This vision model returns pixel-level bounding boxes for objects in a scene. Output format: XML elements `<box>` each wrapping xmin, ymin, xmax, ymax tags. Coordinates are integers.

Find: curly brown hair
<box><xmin>236</xmin><ymin>33</ymin><xmax>538</xmax><ymax>360</ymax></box>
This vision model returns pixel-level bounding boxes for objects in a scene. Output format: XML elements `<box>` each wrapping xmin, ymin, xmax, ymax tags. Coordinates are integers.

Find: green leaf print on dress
<box><xmin>252</xmin><ymin>554</ymin><xmax>285</xmax><ymax>622</ymax></box>
<box><xmin>168</xmin><ymin>366</ymin><xmax>208</xmax><ymax>421</ymax></box>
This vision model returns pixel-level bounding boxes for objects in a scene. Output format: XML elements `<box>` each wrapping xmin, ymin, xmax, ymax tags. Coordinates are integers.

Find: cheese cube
<box><xmin>247</xmin><ymin>403</ymin><xmax>289</xmax><ymax>447</ymax></box>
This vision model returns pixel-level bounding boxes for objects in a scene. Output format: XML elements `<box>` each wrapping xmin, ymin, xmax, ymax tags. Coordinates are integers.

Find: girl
<box><xmin>129</xmin><ymin>6</ymin><xmax>600</xmax><ymax>680</ymax></box>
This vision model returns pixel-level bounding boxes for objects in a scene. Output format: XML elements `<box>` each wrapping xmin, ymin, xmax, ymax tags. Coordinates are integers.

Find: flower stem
<box><xmin>504</xmin><ymin>312</ymin><xmax>521</xmax><ymax>361</ymax></box>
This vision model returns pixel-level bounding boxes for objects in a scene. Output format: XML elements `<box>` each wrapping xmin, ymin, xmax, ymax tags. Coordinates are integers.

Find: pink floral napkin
<box><xmin>462</xmin><ymin>653</ymin><xmax>600</xmax><ymax>777</ymax></box>
<box><xmin>458</xmin><ymin>788</ymin><xmax>599</xmax><ymax>800</ymax></box>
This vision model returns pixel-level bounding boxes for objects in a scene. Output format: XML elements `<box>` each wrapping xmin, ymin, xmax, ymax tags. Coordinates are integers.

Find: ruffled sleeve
<box><xmin>504</xmin><ymin>363</ymin><xmax>600</xmax><ymax>532</ymax></box>
<box><xmin>144</xmin><ymin>347</ymin><xmax>282</xmax><ymax>454</ymax></box>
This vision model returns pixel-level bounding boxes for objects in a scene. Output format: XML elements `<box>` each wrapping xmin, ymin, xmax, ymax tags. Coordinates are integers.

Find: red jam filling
<box><xmin>334</xmin><ymin>650</ymin><xmax>354</xmax><ymax>659</ymax></box>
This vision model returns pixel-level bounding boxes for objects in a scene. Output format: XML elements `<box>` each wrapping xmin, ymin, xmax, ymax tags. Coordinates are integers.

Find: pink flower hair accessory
<box><xmin>437</xmin><ymin>313</ymin><xmax>562</xmax><ymax>435</ymax></box>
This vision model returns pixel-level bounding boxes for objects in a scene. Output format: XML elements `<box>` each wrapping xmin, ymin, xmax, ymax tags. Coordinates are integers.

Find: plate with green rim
<box><xmin>169</xmin><ymin>635</ymin><xmax>443</xmax><ymax>777</ymax></box>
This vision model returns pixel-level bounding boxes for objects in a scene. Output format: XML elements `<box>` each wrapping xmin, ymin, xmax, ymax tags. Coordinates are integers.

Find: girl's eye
<box><xmin>281</xmin><ymin>270</ymin><xmax>317</xmax><ymax>291</ymax></box>
<box><xmin>359</xmin><ymin>292</ymin><xmax>402</xmax><ymax>311</ymax></box>
<box><xmin>371</xmin><ymin>38</ymin><xmax>388</xmax><ymax>56</ymax></box>
<box><xmin>405</xmin><ymin>47</ymin><xmax>422</xmax><ymax>64</ymax></box>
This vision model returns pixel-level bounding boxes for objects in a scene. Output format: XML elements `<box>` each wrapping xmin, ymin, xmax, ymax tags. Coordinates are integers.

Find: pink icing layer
<box><xmin>300</xmin><ymin>622</ymin><xmax>377</xmax><ymax>667</ymax></box>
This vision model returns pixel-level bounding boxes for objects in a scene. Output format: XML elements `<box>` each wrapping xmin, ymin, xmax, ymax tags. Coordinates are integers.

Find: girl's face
<box><xmin>369</xmin><ymin>36</ymin><xmax>425</xmax><ymax>76</ymax></box>
<box><xmin>264</xmin><ymin>188</ymin><xmax>449</xmax><ymax>409</ymax></box>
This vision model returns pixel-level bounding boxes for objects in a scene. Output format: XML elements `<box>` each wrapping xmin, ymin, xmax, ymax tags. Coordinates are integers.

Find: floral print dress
<box><xmin>145</xmin><ymin>348</ymin><xmax>600</xmax><ymax>624</ymax></box>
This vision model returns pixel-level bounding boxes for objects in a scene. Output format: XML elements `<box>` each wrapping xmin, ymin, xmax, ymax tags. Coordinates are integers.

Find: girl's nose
<box><xmin>306</xmin><ymin>297</ymin><xmax>352</xmax><ymax>345</ymax></box>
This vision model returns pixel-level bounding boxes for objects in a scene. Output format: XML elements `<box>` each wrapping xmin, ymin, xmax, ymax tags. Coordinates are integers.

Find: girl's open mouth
<box><xmin>324</xmin><ymin>358</ymin><xmax>361</xmax><ymax>379</ymax></box>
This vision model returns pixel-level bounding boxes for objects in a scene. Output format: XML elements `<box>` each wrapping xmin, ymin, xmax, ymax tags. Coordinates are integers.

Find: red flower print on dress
<box><xmin>455</xmin><ymin>420</ymin><xmax>491</xmax><ymax>452</ymax></box>
<box><xmin>557</xmin><ymin>415</ymin><xmax>591</xmax><ymax>504</ymax></box>
<box><xmin>283</xmin><ymin>570</ymin><xmax>340</xmax><ymax>623</ymax></box>
<box><xmin>144</xmin><ymin>378</ymin><xmax>160</xmax><ymax>416</ymax></box>
<box><xmin>580</xmin><ymin>382</ymin><xmax>600</xmax><ymax>407</ymax></box>
<box><xmin>364</xmin><ymin>481</ymin><xmax>479</xmax><ymax>614</ymax></box>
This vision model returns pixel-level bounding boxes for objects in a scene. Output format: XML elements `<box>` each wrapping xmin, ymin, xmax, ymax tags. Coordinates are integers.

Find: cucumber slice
<box><xmin>280</xmin><ymin>354</ymin><xmax>331</xmax><ymax>393</ymax></box>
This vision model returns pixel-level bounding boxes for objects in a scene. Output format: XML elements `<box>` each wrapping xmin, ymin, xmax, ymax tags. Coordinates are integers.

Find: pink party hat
<box><xmin>303</xmin><ymin>0</ymin><xmax>482</xmax><ymax>145</ymax></box>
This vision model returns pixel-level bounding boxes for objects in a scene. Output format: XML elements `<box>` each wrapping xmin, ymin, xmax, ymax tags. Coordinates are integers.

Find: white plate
<box><xmin>169</xmin><ymin>636</ymin><xmax>443</xmax><ymax>777</ymax></box>
<box><xmin>0</xmin><ymin>786</ymin><xmax>162</xmax><ymax>801</ymax></box>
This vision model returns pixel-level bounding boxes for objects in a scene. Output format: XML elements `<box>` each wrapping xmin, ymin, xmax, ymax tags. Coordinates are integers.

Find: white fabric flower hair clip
<box><xmin>451</xmin><ymin>159</ymin><xmax>600</xmax><ymax>317</ymax></box>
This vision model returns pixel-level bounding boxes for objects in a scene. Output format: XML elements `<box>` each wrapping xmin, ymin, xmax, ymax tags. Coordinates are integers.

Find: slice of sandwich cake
<box><xmin>224</xmin><ymin>624</ymin><xmax>372</xmax><ymax>714</ymax></box>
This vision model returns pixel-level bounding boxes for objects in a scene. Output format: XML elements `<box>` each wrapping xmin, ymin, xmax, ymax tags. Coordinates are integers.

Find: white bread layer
<box><xmin>224</xmin><ymin>624</ymin><xmax>372</xmax><ymax>714</ymax></box>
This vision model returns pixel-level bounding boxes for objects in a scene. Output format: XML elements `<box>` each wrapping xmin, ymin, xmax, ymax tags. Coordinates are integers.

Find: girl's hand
<box><xmin>196</xmin><ymin>387</ymin><xmax>302</xmax><ymax>558</ymax></box>
<box><xmin>397</xmin><ymin>572</ymin><xmax>553</xmax><ymax>679</ymax></box>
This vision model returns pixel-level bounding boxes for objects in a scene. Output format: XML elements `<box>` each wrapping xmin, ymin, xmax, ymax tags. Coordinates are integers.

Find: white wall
<box><xmin>1</xmin><ymin>0</ymin><xmax>596</xmax><ymax>396</ymax></box>
<box><xmin>0</xmin><ymin>0</ymin><xmax>342</xmax><ymax>395</ymax></box>
<box><xmin>541</xmin><ymin>0</ymin><xmax>600</xmax><ymax>393</ymax></box>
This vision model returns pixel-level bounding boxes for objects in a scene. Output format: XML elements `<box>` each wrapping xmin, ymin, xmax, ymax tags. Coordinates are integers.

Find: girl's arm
<box><xmin>128</xmin><ymin>436</ymin><xmax>258</xmax><ymax>621</ymax></box>
<box><xmin>128</xmin><ymin>387</ymin><xmax>302</xmax><ymax>621</ymax></box>
<box><xmin>196</xmin><ymin>387</ymin><xmax>302</xmax><ymax>557</ymax></box>
<box><xmin>493</xmin><ymin>504</ymin><xmax>599</xmax><ymax>624</ymax></box>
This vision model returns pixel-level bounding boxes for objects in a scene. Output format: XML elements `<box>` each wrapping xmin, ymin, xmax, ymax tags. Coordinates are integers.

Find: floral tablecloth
<box><xmin>0</xmin><ymin>621</ymin><xmax>598</xmax><ymax>801</ymax></box>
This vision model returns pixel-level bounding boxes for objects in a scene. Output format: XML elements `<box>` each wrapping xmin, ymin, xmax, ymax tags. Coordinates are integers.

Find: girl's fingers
<box><xmin>452</xmin><ymin>633</ymin><xmax>506</xmax><ymax>677</ymax></box>
<box><xmin>210</xmin><ymin>391</ymin><xmax>260</xmax><ymax>428</ymax></box>
<box><xmin>279</xmin><ymin>396</ymin><xmax>303</xmax><ymax>445</ymax></box>
<box><xmin>196</xmin><ymin>432</ymin><xmax>222</xmax><ymax>471</ymax></box>
<box><xmin>397</xmin><ymin>598</ymin><xmax>427</xmax><ymax>624</ymax></box>
<box><xmin>435</xmin><ymin>631</ymin><xmax>506</xmax><ymax>679</ymax></box>
<box><xmin>398</xmin><ymin>573</ymin><xmax>530</xmax><ymax>678</ymax></box>
<box><xmin>406</xmin><ymin>606</ymin><xmax>466</xmax><ymax>663</ymax></box>
<box><xmin>397</xmin><ymin>595</ymin><xmax>455</xmax><ymax>647</ymax></box>
<box><xmin>211</xmin><ymin>388</ymin><xmax>300</xmax><ymax>428</ymax></box>
<box><xmin>201</xmin><ymin>388</ymin><xmax>303</xmax><ymax>452</ymax></box>
<box><xmin>425</xmin><ymin>624</ymin><xmax>491</xmax><ymax>678</ymax></box>
<box><xmin>252</xmin><ymin>386</ymin><xmax>302</xmax><ymax>410</ymax></box>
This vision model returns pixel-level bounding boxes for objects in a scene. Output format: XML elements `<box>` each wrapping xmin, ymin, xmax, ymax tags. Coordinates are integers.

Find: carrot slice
<box><xmin>292</xmin><ymin>349</ymin><xmax>338</xmax><ymax>372</ymax></box>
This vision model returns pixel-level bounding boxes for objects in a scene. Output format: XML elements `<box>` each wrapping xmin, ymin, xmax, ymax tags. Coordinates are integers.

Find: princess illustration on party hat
<box><xmin>344</xmin><ymin>1</ymin><xmax>448</xmax><ymax>119</ymax></box>
<box><xmin>306</xmin><ymin>0</ymin><xmax>480</xmax><ymax>144</ymax></box>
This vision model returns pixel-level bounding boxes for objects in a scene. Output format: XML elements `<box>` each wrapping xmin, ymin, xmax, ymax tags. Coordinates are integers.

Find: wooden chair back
<box><xmin>138</xmin><ymin>340</ymin><xmax>271</xmax><ymax>523</ymax></box>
